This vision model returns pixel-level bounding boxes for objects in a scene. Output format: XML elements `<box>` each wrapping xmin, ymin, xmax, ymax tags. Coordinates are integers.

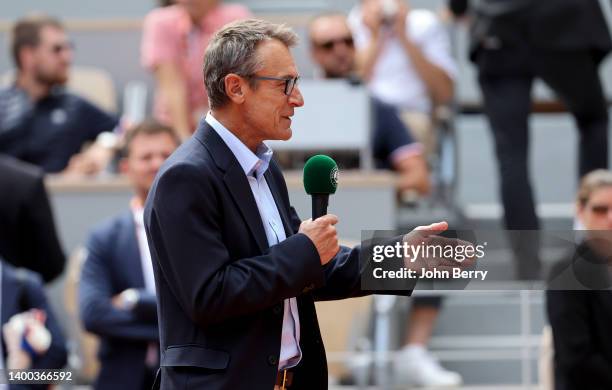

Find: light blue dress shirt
<box><xmin>205</xmin><ymin>113</ymin><xmax>302</xmax><ymax>370</ymax></box>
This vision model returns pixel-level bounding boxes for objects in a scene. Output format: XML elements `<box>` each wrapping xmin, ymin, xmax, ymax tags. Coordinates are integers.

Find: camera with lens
<box><xmin>381</xmin><ymin>0</ymin><xmax>399</xmax><ymax>25</ymax></box>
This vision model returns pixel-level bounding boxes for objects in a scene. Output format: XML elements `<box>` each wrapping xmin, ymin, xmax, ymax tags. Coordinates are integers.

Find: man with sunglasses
<box><xmin>547</xmin><ymin>169</ymin><xmax>612</xmax><ymax>389</ymax></box>
<box><xmin>348</xmin><ymin>0</ymin><xmax>456</xmax><ymax>156</ymax></box>
<box><xmin>0</xmin><ymin>16</ymin><xmax>118</xmax><ymax>174</ymax></box>
<box><xmin>309</xmin><ymin>12</ymin><xmax>430</xmax><ymax>195</ymax></box>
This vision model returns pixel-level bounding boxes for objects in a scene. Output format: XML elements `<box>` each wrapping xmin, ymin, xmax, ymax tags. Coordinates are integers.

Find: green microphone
<box><xmin>303</xmin><ymin>155</ymin><xmax>339</xmax><ymax>219</ymax></box>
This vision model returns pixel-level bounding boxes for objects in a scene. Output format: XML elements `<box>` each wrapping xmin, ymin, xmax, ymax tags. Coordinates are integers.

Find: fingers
<box><xmin>299</xmin><ymin>218</ymin><xmax>312</xmax><ymax>226</ymax></box>
<box><xmin>315</xmin><ymin>214</ymin><xmax>339</xmax><ymax>226</ymax></box>
<box><xmin>303</xmin><ymin>214</ymin><xmax>338</xmax><ymax>226</ymax></box>
<box><xmin>415</xmin><ymin>221</ymin><xmax>448</xmax><ymax>232</ymax></box>
<box><xmin>298</xmin><ymin>214</ymin><xmax>340</xmax><ymax>266</ymax></box>
<box><xmin>398</xmin><ymin>0</ymin><xmax>409</xmax><ymax>14</ymax></box>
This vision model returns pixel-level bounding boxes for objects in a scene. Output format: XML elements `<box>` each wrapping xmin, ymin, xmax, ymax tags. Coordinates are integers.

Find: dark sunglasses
<box><xmin>316</xmin><ymin>36</ymin><xmax>354</xmax><ymax>51</ymax></box>
<box><xmin>251</xmin><ymin>75</ymin><xmax>300</xmax><ymax>96</ymax></box>
<box><xmin>50</xmin><ymin>41</ymin><xmax>74</xmax><ymax>54</ymax></box>
<box><xmin>590</xmin><ymin>204</ymin><xmax>612</xmax><ymax>215</ymax></box>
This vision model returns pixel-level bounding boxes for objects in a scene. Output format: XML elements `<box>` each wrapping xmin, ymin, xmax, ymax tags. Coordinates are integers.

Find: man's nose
<box><xmin>335</xmin><ymin>42</ymin><xmax>351</xmax><ymax>53</ymax></box>
<box><xmin>288</xmin><ymin>85</ymin><xmax>304</xmax><ymax>107</ymax></box>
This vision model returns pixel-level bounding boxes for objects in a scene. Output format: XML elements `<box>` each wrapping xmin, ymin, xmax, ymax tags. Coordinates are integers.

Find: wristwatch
<box><xmin>122</xmin><ymin>289</ymin><xmax>139</xmax><ymax>310</ymax></box>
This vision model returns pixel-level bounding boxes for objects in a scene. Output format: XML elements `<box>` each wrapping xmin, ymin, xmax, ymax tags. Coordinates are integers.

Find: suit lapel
<box><xmin>264</xmin><ymin>169</ymin><xmax>293</xmax><ymax>238</ymax></box>
<box><xmin>223</xmin><ymin>164</ymin><xmax>269</xmax><ymax>252</ymax></box>
<box><xmin>195</xmin><ymin>121</ymin><xmax>269</xmax><ymax>253</ymax></box>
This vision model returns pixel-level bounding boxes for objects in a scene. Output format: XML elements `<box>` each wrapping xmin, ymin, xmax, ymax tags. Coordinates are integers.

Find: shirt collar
<box><xmin>205</xmin><ymin>112</ymin><xmax>273</xmax><ymax>179</ymax></box>
<box><xmin>130</xmin><ymin>198</ymin><xmax>145</xmax><ymax>228</ymax></box>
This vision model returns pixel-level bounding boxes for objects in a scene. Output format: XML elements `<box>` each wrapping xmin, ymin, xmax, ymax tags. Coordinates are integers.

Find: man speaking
<box><xmin>145</xmin><ymin>19</ymin><xmax>453</xmax><ymax>389</ymax></box>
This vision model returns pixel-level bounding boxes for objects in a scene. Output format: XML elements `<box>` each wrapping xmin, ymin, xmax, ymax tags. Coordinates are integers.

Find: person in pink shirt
<box><xmin>141</xmin><ymin>0</ymin><xmax>251</xmax><ymax>139</ymax></box>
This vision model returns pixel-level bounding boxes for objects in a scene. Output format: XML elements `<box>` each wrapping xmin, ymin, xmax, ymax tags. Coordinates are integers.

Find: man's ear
<box><xmin>18</xmin><ymin>47</ymin><xmax>34</xmax><ymax>70</ymax></box>
<box><xmin>224</xmin><ymin>73</ymin><xmax>247</xmax><ymax>104</ymax></box>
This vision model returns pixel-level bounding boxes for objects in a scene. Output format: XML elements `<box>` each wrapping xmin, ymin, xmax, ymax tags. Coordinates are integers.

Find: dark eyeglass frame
<box><xmin>315</xmin><ymin>36</ymin><xmax>354</xmax><ymax>51</ymax></box>
<box><xmin>250</xmin><ymin>75</ymin><xmax>300</xmax><ymax>96</ymax></box>
<box><xmin>589</xmin><ymin>204</ymin><xmax>612</xmax><ymax>215</ymax></box>
<box><xmin>50</xmin><ymin>41</ymin><xmax>74</xmax><ymax>54</ymax></box>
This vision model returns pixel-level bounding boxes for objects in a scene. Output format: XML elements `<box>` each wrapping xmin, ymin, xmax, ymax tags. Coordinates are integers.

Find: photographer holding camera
<box><xmin>348</xmin><ymin>0</ymin><xmax>456</xmax><ymax>154</ymax></box>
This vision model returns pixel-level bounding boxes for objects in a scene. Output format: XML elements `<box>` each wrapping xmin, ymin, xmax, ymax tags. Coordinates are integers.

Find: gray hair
<box><xmin>203</xmin><ymin>19</ymin><xmax>299</xmax><ymax>109</ymax></box>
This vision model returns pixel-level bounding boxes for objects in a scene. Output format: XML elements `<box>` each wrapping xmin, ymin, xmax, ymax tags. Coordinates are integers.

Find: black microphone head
<box><xmin>303</xmin><ymin>155</ymin><xmax>338</xmax><ymax>195</ymax></box>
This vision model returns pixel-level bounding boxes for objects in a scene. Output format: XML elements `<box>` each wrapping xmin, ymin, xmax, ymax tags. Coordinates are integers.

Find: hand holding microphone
<box><xmin>299</xmin><ymin>215</ymin><xmax>339</xmax><ymax>266</ymax></box>
<box><xmin>300</xmin><ymin>155</ymin><xmax>340</xmax><ymax>265</ymax></box>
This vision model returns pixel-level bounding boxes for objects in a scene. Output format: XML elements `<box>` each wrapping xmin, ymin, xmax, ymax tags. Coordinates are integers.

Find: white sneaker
<box><xmin>394</xmin><ymin>345</ymin><xmax>462</xmax><ymax>387</ymax></box>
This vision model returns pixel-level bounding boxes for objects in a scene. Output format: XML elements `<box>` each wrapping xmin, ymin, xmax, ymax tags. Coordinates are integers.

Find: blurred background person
<box><xmin>547</xmin><ymin>169</ymin><xmax>612</xmax><ymax>389</ymax></box>
<box><xmin>348</xmin><ymin>0</ymin><xmax>456</xmax><ymax>154</ymax></box>
<box><xmin>309</xmin><ymin>12</ymin><xmax>460</xmax><ymax>387</ymax></box>
<box><xmin>0</xmin><ymin>258</ymin><xmax>67</xmax><ymax>381</ymax></box>
<box><xmin>449</xmin><ymin>0</ymin><xmax>612</xmax><ymax>279</ymax></box>
<box><xmin>78</xmin><ymin>120</ymin><xmax>179</xmax><ymax>390</ymax></box>
<box><xmin>0</xmin><ymin>15</ymin><xmax>119</xmax><ymax>176</ymax></box>
<box><xmin>309</xmin><ymin>12</ymin><xmax>430</xmax><ymax>195</ymax></box>
<box><xmin>141</xmin><ymin>0</ymin><xmax>251</xmax><ymax>139</ymax></box>
<box><xmin>0</xmin><ymin>155</ymin><xmax>65</xmax><ymax>283</ymax></box>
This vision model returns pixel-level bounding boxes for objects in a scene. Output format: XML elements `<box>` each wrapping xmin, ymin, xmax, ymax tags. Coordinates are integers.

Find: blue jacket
<box><xmin>79</xmin><ymin>211</ymin><xmax>159</xmax><ymax>390</ymax></box>
<box><xmin>144</xmin><ymin>120</ymin><xmax>410</xmax><ymax>389</ymax></box>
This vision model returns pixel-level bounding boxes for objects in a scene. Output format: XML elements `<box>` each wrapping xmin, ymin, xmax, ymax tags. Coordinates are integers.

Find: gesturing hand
<box><xmin>403</xmin><ymin>221</ymin><xmax>477</xmax><ymax>272</ymax></box>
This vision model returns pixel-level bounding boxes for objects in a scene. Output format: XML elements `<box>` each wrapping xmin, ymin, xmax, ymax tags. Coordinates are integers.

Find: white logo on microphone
<box><xmin>330</xmin><ymin>167</ymin><xmax>338</xmax><ymax>187</ymax></box>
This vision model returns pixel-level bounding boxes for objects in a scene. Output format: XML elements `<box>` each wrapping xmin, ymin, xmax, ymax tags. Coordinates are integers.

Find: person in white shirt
<box><xmin>348</xmin><ymin>0</ymin><xmax>456</xmax><ymax>154</ymax></box>
<box><xmin>78</xmin><ymin>120</ymin><xmax>179</xmax><ymax>390</ymax></box>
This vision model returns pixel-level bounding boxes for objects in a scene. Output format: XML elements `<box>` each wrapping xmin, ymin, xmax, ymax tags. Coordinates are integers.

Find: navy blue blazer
<box><xmin>144</xmin><ymin>120</ymin><xmax>409</xmax><ymax>389</ymax></box>
<box><xmin>1</xmin><ymin>261</ymin><xmax>67</xmax><ymax>390</ymax></box>
<box><xmin>79</xmin><ymin>211</ymin><xmax>159</xmax><ymax>390</ymax></box>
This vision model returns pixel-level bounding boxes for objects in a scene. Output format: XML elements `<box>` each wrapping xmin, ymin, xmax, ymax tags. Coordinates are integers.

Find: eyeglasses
<box><xmin>315</xmin><ymin>36</ymin><xmax>354</xmax><ymax>51</ymax></box>
<box><xmin>251</xmin><ymin>75</ymin><xmax>300</xmax><ymax>96</ymax></box>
